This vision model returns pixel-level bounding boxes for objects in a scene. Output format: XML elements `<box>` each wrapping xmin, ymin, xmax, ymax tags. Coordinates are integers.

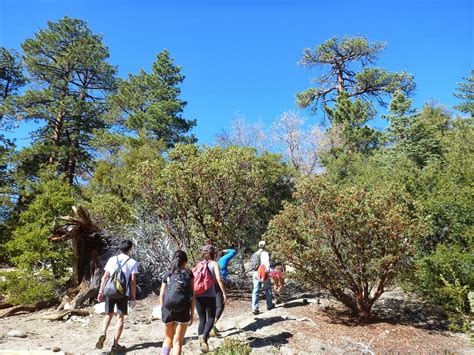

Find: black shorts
<box><xmin>161</xmin><ymin>305</ymin><xmax>191</xmax><ymax>324</ymax></box>
<box><xmin>105</xmin><ymin>296</ymin><xmax>128</xmax><ymax>315</ymax></box>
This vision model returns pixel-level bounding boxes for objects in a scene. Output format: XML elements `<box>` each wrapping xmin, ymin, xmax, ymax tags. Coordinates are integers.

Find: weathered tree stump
<box><xmin>50</xmin><ymin>206</ymin><xmax>114</xmax><ymax>310</ymax></box>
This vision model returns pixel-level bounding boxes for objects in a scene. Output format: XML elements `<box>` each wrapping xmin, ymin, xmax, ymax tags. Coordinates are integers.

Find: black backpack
<box><xmin>104</xmin><ymin>256</ymin><xmax>131</xmax><ymax>299</ymax></box>
<box><xmin>163</xmin><ymin>270</ymin><xmax>193</xmax><ymax>312</ymax></box>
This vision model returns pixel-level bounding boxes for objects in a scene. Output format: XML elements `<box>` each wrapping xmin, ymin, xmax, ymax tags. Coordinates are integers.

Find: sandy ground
<box><xmin>0</xmin><ymin>287</ymin><xmax>472</xmax><ymax>354</ymax></box>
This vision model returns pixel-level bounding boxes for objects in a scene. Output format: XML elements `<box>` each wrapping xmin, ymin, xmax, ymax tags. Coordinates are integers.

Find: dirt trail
<box><xmin>0</xmin><ymin>288</ymin><xmax>472</xmax><ymax>354</ymax></box>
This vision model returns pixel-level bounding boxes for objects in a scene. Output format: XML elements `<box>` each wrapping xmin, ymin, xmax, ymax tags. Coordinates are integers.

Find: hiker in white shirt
<box><xmin>251</xmin><ymin>241</ymin><xmax>275</xmax><ymax>315</ymax></box>
<box><xmin>95</xmin><ymin>240</ymin><xmax>138</xmax><ymax>353</ymax></box>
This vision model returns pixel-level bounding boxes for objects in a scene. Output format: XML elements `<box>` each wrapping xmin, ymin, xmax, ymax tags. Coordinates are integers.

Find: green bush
<box><xmin>215</xmin><ymin>337</ymin><xmax>251</xmax><ymax>355</ymax></box>
<box><xmin>411</xmin><ymin>243</ymin><xmax>474</xmax><ymax>331</ymax></box>
<box><xmin>0</xmin><ymin>269</ymin><xmax>63</xmax><ymax>305</ymax></box>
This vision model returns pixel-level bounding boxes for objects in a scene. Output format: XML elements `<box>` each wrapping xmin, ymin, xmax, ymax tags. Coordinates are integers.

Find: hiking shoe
<box><xmin>252</xmin><ymin>309</ymin><xmax>259</xmax><ymax>315</ymax></box>
<box><xmin>209</xmin><ymin>325</ymin><xmax>219</xmax><ymax>337</ymax></box>
<box><xmin>95</xmin><ymin>334</ymin><xmax>106</xmax><ymax>349</ymax></box>
<box><xmin>267</xmin><ymin>303</ymin><xmax>276</xmax><ymax>311</ymax></box>
<box><xmin>111</xmin><ymin>343</ymin><xmax>126</xmax><ymax>353</ymax></box>
<box><xmin>198</xmin><ymin>335</ymin><xmax>209</xmax><ymax>353</ymax></box>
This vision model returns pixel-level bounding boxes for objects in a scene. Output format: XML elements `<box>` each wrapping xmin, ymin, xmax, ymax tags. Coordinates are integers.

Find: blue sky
<box><xmin>1</xmin><ymin>0</ymin><xmax>472</xmax><ymax>146</ymax></box>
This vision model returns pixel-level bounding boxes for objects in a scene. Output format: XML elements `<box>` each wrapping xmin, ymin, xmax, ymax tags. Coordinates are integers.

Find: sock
<box><xmin>162</xmin><ymin>346</ymin><xmax>171</xmax><ymax>355</ymax></box>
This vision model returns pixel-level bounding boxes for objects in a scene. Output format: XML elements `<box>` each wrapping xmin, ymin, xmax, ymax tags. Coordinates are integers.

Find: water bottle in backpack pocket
<box><xmin>163</xmin><ymin>271</ymin><xmax>193</xmax><ymax>312</ymax></box>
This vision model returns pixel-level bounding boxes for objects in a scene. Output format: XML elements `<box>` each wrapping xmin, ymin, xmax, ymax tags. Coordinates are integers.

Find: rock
<box><xmin>152</xmin><ymin>305</ymin><xmax>161</xmax><ymax>320</ymax></box>
<box><xmin>427</xmin><ymin>319</ymin><xmax>436</xmax><ymax>325</ymax></box>
<box><xmin>63</xmin><ymin>302</ymin><xmax>72</xmax><ymax>310</ymax></box>
<box><xmin>52</xmin><ymin>346</ymin><xmax>61</xmax><ymax>352</ymax></box>
<box><xmin>7</xmin><ymin>330</ymin><xmax>27</xmax><ymax>338</ymax></box>
<box><xmin>94</xmin><ymin>302</ymin><xmax>106</xmax><ymax>314</ymax></box>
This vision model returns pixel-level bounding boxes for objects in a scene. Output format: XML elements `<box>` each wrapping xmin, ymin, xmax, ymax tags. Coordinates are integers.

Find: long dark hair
<box><xmin>169</xmin><ymin>250</ymin><xmax>188</xmax><ymax>274</ymax></box>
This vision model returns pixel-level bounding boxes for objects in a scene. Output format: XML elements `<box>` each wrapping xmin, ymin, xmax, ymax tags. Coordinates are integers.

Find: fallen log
<box><xmin>0</xmin><ymin>301</ymin><xmax>13</xmax><ymax>310</ymax></box>
<box><xmin>0</xmin><ymin>300</ymin><xmax>56</xmax><ymax>318</ymax></box>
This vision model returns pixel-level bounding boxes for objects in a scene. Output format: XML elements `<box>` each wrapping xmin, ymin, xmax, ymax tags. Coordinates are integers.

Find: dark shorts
<box><xmin>161</xmin><ymin>305</ymin><xmax>191</xmax><ymax>324</ymax></box>
<box><xmin>105</xmin><ymin>296</ymin><xmax>128</xmax><ymax>315</ymax></box>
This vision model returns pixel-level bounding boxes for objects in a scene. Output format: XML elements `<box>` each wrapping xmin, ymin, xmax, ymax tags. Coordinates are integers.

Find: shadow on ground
<box><xmin>321</xmin><ymin>296</ymin><xmax>449</xmax><ymax>332</ymax></box>
<box><xmin>248</xmin><ymin>331</ymin><xmax>293</xmax><ymax>348</ymax></box>
<box><xmin>126</xmin><ymin>341</ymin><xmax>163</xmax><ymax>352</ymax></box>
<box><xmin>242</xmin><ymin>316</ymin><xmax>288</xmax><ymax>332</ymax></box>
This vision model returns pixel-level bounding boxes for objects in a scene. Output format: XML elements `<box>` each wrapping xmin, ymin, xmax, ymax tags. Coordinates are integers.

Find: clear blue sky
<box><xmin>1</xmin><ymin>0</ymin><xmax>472</xmax><ymax>146</ymax></box>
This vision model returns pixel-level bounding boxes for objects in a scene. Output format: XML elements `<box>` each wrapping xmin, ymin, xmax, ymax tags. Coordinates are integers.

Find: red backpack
<box><xmin>257</xmin><ymin>264</ymin><xmax>269</xmax><ymax>282</ymax></box>
<box><xmin>192</xmin><ymin>261</ymin><xmax>215</xmax><ymax>295</ymax></box>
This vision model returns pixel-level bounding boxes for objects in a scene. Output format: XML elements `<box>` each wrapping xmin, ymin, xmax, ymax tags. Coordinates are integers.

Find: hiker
<box><xmin>159</xmin><ymin>250</ymin><xmax>195</xmax><ymax>355</ymax></box>
<box><xmin>193</xmin><ymin>244</ymin><xmax>227</xmax><ymax>353</ymax></box>
<box><xmin>269</xmin><ymin>258</ymin><xmax>285</xmax><ymax>303</ymax></box>
<box><xmin>250</xmin><ymin>240</ymin><xmax>275</xmax><ymax>315</ymax></box>
<box><xmin>211</xmin><ymin>246</ymin><xmax>237</xmax><ymax>336</ymax></box>
<box><xmin>96</xmin><ymin>239</ymin><xmax>138</xmax><ymax>353</ymax></box>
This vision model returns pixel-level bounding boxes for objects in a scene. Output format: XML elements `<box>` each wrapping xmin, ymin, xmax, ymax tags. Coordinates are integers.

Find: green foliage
<box><xmin>454</xmin><ymin>70</ymin><xmax>474</xmax><ymax>116</ymax></box>
<box><xmin>108</xmin><ymin>50</ymin><xmax>196</xmax><ymax>147</ymax></box>
<box><xmin>297</xmin><ymin>36</ymin><xmax>415</xmax><ymax>112</ymax></box>
<box><xmin>136</xmin><ymin>144</ymin><xmax>293</xmax><ymax>257</ymax></box>
<box><xmin>84</xmin><ymin>135</ymin><xmax>166</xmax><ymax>230</ymax></box>
<box><xmin>0</xmin><ymin>47</ymin><xmax>26</xmax><ymax>144</ymax></box>
<box><xmin>411</xmin><ymin>243</ymin><xmax>473</xmax><ymax>330</ymax></box>
<box><xmin>6</xmin><ymin>168</ymin><xmax>75</xmax><ymax>276</ymax></box>
<box><xmin>324</xmin><ymin>91</ymin><xmax>380</xmax><ymax>157</ymax></box>
<box><xmin>16</xmin><ymin>16</ymin><xmax>116</xmax><ymax>184</ymax></box>
<box><xmin>214</xmin><ymin>337</ymin><xmax>251</xmax><ymax>355</ymax></box>
<box><xmin>439</xmin><ymin>271</ymin><xmax>471</xmax><ymax>332</ymax></box>
<box><xmin>0</xmin><ymin>269</ymin><xmax>62</xmax><ymax>305</ymax></box>
<box><xmin>266</xmin><ymin>177</ymin><xmax>425</xmax><ymax>321</ymax></box>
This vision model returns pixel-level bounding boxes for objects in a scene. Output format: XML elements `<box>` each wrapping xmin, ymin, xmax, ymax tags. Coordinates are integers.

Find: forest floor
<box><xmin>0</xmin><ymin>282</ymin><xmax>472</xmax><ymax>354</ymax></box>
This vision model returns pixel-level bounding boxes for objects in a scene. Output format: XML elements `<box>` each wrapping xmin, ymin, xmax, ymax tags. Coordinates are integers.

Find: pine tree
<box><xmin>16</xmin><ymin>17</ymin><xmax>116</xmax><ymax>184</ymax></box>
<box><xmin>108</xmin><ymin>50</ymin><xmax>196</xmax><ymax>147</ymax></box>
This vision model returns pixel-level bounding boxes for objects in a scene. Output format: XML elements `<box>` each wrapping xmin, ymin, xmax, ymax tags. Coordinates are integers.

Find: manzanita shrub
<box><xmin>265</xmin><ymin>177</ymin><xmax>425</xmax><ymax>322</ymax></box>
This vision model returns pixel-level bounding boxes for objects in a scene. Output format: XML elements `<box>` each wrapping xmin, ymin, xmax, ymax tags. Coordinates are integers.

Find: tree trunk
<box><xmin>50</xmin><ymin>206</ymin><xmax>113</xmax><ymax>309</ymax></box>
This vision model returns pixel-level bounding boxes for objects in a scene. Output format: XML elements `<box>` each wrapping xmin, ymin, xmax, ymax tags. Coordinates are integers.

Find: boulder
<box><xmin>7</xmin><ymin>330</ymin><xmax>27</xmax><ymax>338</ymax></box>
<box><xmin>152</xmin><ymin>305</ymin><xmax>161</xmax><ymax>320</ymax></box>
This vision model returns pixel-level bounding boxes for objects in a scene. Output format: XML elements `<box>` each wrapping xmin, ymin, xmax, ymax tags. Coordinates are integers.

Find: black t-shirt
<box><xmin>162</xmin><ymin>269</ymin><xmax>194</xmax><ymax>294</ymax></box>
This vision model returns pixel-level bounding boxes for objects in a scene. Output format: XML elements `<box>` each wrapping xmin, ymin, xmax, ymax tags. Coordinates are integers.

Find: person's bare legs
<box><xmin>172</xmin><ymin>323</ymin><xmax>189</xmax><ymax>355</ymax></box>
<box><xmin>279</xmin><ymin>276</ymin><xmax>285</xmax><ymax>293</ymax></box>
<box><xmin>102</xmin><ymin>313</ymin><xmax>113</xmax><ymax>333</ymax></box>
<box><xmin>164</xmin><ymin>323</ymin><xmax>177</xmax><ymax>350</ymax></box>
<box><xmin>113</xmin><ymin>314</ymin><xmax>125</xmax><ymax>345</ymax></box>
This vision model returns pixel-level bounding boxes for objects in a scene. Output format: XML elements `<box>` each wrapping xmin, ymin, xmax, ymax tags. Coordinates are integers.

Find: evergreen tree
<box><xmin>297</xmin><ymin>36</ymin><xmax>415</xmax><ymax>113</ymax></box>
<box><xmin>108</xmin><ymin>50</ymin><xmax>196</xmax><ymax>147</ymax></box>
<box><xmin>16</xmin><ymin>17</ymin><xmax>116</xmax><ymax>185</ymax></box>
<box><xmin>454</xmin><ymin>70</ymin><xmax>474</xmax><ymax>117</ymax></box>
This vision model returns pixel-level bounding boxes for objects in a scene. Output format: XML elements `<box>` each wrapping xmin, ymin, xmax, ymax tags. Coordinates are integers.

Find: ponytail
<box><xmin>169</xmin><ymin>250</ymin><xmax>188</xmax><ymax>275</ymax></box>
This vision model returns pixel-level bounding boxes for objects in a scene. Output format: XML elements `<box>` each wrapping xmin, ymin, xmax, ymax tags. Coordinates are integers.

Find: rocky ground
<box><xmin>0</xmin><ymin>284</ymin><xmax>472</xmax><ymax>354</ymax></box>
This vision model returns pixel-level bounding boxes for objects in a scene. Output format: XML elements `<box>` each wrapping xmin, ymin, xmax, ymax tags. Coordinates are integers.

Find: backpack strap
<box><xmin>116</xmin><ymin>256</ymin><xmax>131</xmax><ymax>271</ymax></box>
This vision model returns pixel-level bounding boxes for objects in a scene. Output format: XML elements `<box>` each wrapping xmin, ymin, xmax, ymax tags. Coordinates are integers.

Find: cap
<box><xmin>258</xmin><ymin>241</ymin><xmax>266</xmax><ymax>248</ymax></box>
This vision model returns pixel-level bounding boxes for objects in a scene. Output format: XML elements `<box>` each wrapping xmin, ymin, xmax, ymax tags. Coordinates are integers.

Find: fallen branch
<box><xmin>0</xmin><ymin>301</ymin><xmax>13</xmax><ymax>310</ymax></box>
<box><xmin>0</xmin><ymin>300</ymin><xmax>56</xmax><ymax>318</ymax></box>
<box><xmin>42</xmin><ymin>309</ymin><xmax>90</xmax><ymax>321</ymax></box>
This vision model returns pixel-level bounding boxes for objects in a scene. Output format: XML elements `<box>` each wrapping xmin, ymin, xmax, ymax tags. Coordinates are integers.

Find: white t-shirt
<box><xmin>104</xmin><ymin>253</ymin><xmax>139</xmax><ymax>296</ymax></box>
<box><xmin>260</xmin><ymin>250</ymin><xmax>270</xmax><ymax>270</ymax></box>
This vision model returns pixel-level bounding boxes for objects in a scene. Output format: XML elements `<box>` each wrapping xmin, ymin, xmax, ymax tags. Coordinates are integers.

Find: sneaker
<box><xmin>209</xmin><ymin>325</ymin><xmax>219</xmax><ymax>337</ymax></box>
<box><xmin>252</xmin><ymin>309</ymin><xmax>259</xmax><ymax>315</ymax></box>
<box><xmin>95</xmin><ymin>334</ymin><xmax>106</xmax><ymax>349</ymax></box>
<box><xmin>198</xmin><ymin>335</ymin><xmax>209</xmax><ymax>353</ymax></box>
<box><xmin>111</xmin><ymin>343</ymin><xmax>126</xmax><ymax>353</ymax></box>
<box><xmin>267</xmin><ymin>303</ymin><xmax>276</xmax><ymax>311</ymax></box>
